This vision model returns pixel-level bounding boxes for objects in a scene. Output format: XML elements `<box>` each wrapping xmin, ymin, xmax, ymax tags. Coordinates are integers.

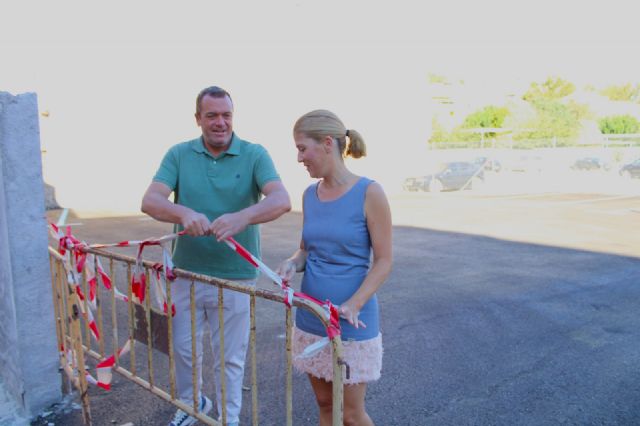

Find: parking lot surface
<box><xmin>40</xmin><ymin>187</ymin><xmax>640</xmax><ymax>425</ymax></box>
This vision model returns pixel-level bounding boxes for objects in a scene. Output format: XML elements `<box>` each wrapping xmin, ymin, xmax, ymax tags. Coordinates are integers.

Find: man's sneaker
<box><xmin>168</xmin><ymin>395</ymin><xmax>213</xmax><ymax>426</ymax></box>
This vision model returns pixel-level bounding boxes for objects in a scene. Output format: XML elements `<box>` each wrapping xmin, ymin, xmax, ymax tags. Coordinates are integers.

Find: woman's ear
<box><xmin>322</xmin><ymin>135</ymin><xmax>334</xmax><ymax>153</ymax></box>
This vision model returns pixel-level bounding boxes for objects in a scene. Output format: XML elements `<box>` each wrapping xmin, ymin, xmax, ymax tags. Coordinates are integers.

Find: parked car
<box><xmin>402</xmin><ymin>176</ymin><xmax>428</xmax><ymax>191</ymax></box>
<box><xmin>403</xmin><ymin>162</ymin><xmax>484</xmax><ymax>192</ymax></box>
<box><xmin>619</xmin><ymin>158</ymin><xmax>640</xmax><ymax>179</ymax></box>
<box><xmin>571</xmin><ymin>157</ymin><xmax>611</xmax><ymax>171</ymax></box>
<box><xmin>474</xmin><ymin>156</ymin><xmax>502</xmax><ymax>172</ymax></box>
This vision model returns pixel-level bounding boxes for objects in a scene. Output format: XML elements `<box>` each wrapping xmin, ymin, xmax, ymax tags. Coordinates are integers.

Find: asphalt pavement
<box><xmin>37</xmin><ymin>189</ymin><xmax>640</xmax><ymax>425</ymax></box>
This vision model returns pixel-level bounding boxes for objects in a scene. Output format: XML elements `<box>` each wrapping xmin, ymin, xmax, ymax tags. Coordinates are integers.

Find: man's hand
<box><xmin>180</xmin><ymin>210</ymin><xmax>212</xmax><ymax>237</ymax></box>
<box><xmin>210</xmin><ymin>211</ymin><xmax>250</xmax><ymax>241</ymax></box>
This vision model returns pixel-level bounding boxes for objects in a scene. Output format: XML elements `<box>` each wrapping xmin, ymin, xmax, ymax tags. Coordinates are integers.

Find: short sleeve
<box><xmin>253</xmin><ymin>145</ymin><xmax>281</xmax><ymax>191</ymax></box>
<box><xmin>153</xmin><ymin>147</ymin><xmax>179</xmax><ymax>191</ymax></box>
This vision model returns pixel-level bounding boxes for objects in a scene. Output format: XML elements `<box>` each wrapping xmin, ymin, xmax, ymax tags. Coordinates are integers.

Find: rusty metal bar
<box><xmin>81</xmin><ymin>347</ymin><xmax>220</xmax><ymax>426</ymax></box>
<box><xmin>145</xmin><ymin>267</ymin><xmax>154</xmax><ymax>388</ymax></box>
<box><xmin>68</xmin><ymin>254</ymin><xmax>92</xmax><ymax>425</ymax></box>
<box><xmin>57</xmin><ymin>261</ymin><xmax>69</xmax><ymax>341</ymax></box>
<box><xmin>127</xmin><ymin>264</ymin><xmax>136</xmax><ymax>376</ymax></box>
<box><xmin>56</xmin><ymin>257</ymin><xmax>72</xmax><ymax>394</ymax></box>
<box><xmin>59</xmin><ymin>262</ymin><xmax>73</xmax><ymax>394</ymax></box>
<box><xmin>81</xmin><ymin>262</ymin><xmax>91</xmax><ymax>350</ymax></box>
<box><xmin>250</xmin><ymin>291</ymin><xmax>258</xmax><ymax>426</ymax></box>
<box><xmin>110</xmin><ymin>258</ymin><xmax>119</xmax><ymax>366</ymax></box>
<box><xmin>218</xmin><ymin>287</ymin><xmax>227</xmax><ymax>425</ymax></box>
<box><xmin>55</xmin><ymin>260</ymin><xmax>69</xmax><ymax>349</ymax></box>
<box><xmin>49</xmin><ymin>255</ymin><xmax>63</xmax><ymax>354</ymax></box>
<box><xmin>166</xmin><ymin>277</ymin><xmax>176</xmax><ymax>400</ymax></box>
<box><xmin>285</xmin><ymin>307</ymin><xmax>293</xmax><ymax>426</ymax></box>
<box><xmin>58</xmin><ymin>350</ymin><xmax>79</xmax><ymax>389</ymax></box>
<box><xmin>190</xmin><ymin>280</ymin><xmax>198</xmax><ymax>412</ymax></box>
<box><xmin>95</xmin><ymin>255</ymin><xmax>105</xmax><ymax>357</ymax></box>
<box><xmin>331</xmin><ymin>337</ymin><xmax>345</xmax><ymax>425</ymax></box>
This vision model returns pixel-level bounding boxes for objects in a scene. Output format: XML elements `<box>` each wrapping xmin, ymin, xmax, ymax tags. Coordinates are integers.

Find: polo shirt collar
<box><xmin>191</xmin><ymin>133</ymin><xmax>241</xmax><ymax>158</ymax></box>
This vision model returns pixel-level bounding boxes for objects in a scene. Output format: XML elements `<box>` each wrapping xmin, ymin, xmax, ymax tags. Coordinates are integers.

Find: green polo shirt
<box><xmin>153</xmin><ymin>134</ymin><xmax>281</xmax><ymax>279</ymax></box>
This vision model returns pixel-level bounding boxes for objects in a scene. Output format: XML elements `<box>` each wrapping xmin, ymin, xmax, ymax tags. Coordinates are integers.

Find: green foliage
<box><xmin>523</xmin><ymin>76</ymin><xmax>575</xmax><ymax>102</ymax></box>
<box><xmin>515</xmin><ymin>100</ymin><xmax>580</xmax><ymax>141</ymax></box>
<box><xmin>428</xmin><ymin>73</ymin><xmax>449</xmax><ymax>85</ymax></box>
<box><xmin>598</xmin><ymin>115</ymin><xmax>640</xmax><ymax>134</ymax></box>
<box><xmin>429</xmin><ymin>106</ymin><xmax>510</xmax><ymax>145</ymax></box>
<box><xmin>461</xmin><ymin>105</ymin><xmax>510</xmax><ymax>135</ymax></box>
<box><xmin>429</xmin><ymin>117</ymin><xmax>449</xmax><ymax>142</ymax></box>
<box><xmin>599</xmin><ymin>83</ymin><xmax>640</xmax><ymax>102</ymax></box>
<box><xmin>566</xmin><ymin>100</ymin><xmax>592</xmax><ymax>121</ymax></box>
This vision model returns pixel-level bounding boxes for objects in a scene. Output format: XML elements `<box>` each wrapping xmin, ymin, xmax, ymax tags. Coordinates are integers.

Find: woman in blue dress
<box><xmin>277</xmin><ymin>109</ymin><xmax>393</xmax><ymax>425</ymax></box>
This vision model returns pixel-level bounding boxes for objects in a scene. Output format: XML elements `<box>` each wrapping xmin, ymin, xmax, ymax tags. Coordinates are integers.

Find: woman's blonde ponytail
<box><xmin>345</xmin><ymin>128</ymin><xmax>366</xmax><ymax>159</ymax></box>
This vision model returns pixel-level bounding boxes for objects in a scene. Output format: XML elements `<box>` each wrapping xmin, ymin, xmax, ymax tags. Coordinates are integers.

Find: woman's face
<box><xmin>294</xmin><ymin>133</ymin><xmax>329</xmax><ymax>178</ymax></box>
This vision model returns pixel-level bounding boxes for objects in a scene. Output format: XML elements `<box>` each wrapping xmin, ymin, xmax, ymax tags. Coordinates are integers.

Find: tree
<box><xmin>460</xmin><ymin>105</ymin><xmax>509</xmax><ymax>139</ymax></box>
<box><xmin>599</xmin><ymin>115</ymin><xmax>640</xmax><ymax>134</ymax></box>
<box><xmin>523</xmin><ymin>76</ymin><xmax>575</xmax><ymax>102</ymax></box>
<box><xmin>599</xmin><ymin>83</ymin><xmax>640</xmax><ymax>102</ymax></box>
<box><xmin>566</xmin><ymin>100</ymin><xmax>593</xmax><ymax>121</ymax></box>
<box><xmin>429</xmin><ymin>117</ymin><xmax>449</xmax><ymax>143</ymax></box>
<box><xmin>515</xmin><ymin>100</ymin><xmax>580</xmax><ymax>141</ymax></box>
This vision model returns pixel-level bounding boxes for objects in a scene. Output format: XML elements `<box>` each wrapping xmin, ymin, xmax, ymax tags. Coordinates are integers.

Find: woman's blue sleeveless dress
<box><xmin>295</xmin><ymin>177</ymin><xmax>380</xmax><ymax>341</ymax></box>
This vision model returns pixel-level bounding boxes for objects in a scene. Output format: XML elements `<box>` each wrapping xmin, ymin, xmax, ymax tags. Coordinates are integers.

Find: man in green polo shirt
<box><xmin>142</xmin><ymin>86</ymin><xmax>291</xmax><ymax>426</ymax></box>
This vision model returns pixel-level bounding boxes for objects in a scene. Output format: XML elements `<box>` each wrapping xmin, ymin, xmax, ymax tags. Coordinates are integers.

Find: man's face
<box><xmin>195</xmin><ymin>95</ymin><xmax>234</xmax><ymax>153</ymax></box>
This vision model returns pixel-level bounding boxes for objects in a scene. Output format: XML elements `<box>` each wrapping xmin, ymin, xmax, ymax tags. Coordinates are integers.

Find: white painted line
<box><xmin>558</xmin><ymin>195</ymin><xmax>640</xmax><ymax>205</ymax></box>
<box><xmin>55</xmin><ymin>208</ymin><xmax>69</xmax><ymax>226</ymax></box>
<box><xmin>138</xmin><ymin>217</ymin><xmax>154</xmax><ymax>221</ymax></box>
<box><xmin>584</xmin><ymin>209</ymin><xmax>631</xmax><ymax>216</ymax></box>
<box><xmin>491</xmin><ymin>192</ymin><xmax>563</xmax><ymax>200</ymax></box>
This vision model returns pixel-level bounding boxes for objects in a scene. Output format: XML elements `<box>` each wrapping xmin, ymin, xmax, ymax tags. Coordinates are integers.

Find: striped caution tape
<box><xmin>224</xmin><ymin>237</ymin><xmax>342</xmax><ymax>358</ymax></box>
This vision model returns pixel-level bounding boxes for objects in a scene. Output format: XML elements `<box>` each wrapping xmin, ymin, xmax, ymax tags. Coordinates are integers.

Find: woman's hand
<box><xmin>338</xmin><ymin>302</ymin><xmax>367</xmax><ymax>329</ymax></box>
<box><xmin>276</xmin><ymin>259</ymin><xmax>297</xmax><ymax>282</ymax></box>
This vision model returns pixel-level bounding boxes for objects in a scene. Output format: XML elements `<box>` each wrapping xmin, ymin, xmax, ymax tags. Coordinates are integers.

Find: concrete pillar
<box><xmin>0</xmin><ymin>92</ymin><xmax>60</xmax><ymax>419</ymax></box>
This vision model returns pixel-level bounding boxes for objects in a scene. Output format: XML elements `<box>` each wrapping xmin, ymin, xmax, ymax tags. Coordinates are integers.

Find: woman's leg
<box><xmin>343</xmin><ymin>383</ymin><xmax>373</xmax><ymax>426</ymax></box>
<box><xmin>309</xmin><ymin>375</ymin><xmax>374</xmax><ymax>426</ymax></box>
<box><xmin>308</xmin><ymin>375</ymin><xmax>334</xmax><ymax>426</ymax></box>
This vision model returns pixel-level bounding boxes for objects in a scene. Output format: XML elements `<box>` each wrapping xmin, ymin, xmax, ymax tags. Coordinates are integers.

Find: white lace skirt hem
<box><xmin>292</xmin><ymin>327</ymin><xmax>383</xmax><ymax>385</ymax></box>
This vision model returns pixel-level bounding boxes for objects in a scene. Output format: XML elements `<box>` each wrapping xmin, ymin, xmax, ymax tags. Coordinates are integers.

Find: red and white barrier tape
<box><xmin>51</xmin><ymin>223</ymin><xmax>342</xmax><ymax>384</ymax></box>
<box><xmin>49</xmin><ymin>222</ymin><xmax>179</xmax><ymax>391</ymax></box>
<box><xmin>224</xmin><ymin>237</ymin><xmax>341</xmax><ymax>358</ymax></box>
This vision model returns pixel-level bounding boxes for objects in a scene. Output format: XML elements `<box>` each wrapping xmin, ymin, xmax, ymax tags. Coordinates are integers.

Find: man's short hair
<box><xmin>196</xmin><ymin>86</ymin><xmax>233</xmax><ymax>114</ymax></box>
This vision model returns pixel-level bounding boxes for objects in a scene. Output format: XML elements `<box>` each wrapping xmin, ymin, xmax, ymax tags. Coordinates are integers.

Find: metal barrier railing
<box><xmin>48</xmin><ymin>245</ymin><xmax>345</xmax><ymax>425</ymax></box>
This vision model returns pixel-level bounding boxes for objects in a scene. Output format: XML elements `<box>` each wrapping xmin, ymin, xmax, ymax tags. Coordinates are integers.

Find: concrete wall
<box><xmin>0</xmin><ymin>92</ymin><xmax>60</xmax><ymax>418</ymax></box>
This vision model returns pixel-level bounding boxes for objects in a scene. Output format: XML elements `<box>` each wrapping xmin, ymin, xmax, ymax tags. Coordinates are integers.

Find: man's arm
<box><xmin>141</xmin><ymin>181</ymin><xmax>212</xmax><ymax>236</ymax></box>
<box><xmin>210</xmin><ymin>180</ymin><xmax>291</xmax><ymax>241</ymax></box>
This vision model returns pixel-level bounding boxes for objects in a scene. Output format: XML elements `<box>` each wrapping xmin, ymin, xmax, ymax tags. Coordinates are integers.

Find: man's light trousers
<box><xmin>171</xmin><ymin>277</ymin><xmax>254</xmax><ymax>424</ymax></box>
